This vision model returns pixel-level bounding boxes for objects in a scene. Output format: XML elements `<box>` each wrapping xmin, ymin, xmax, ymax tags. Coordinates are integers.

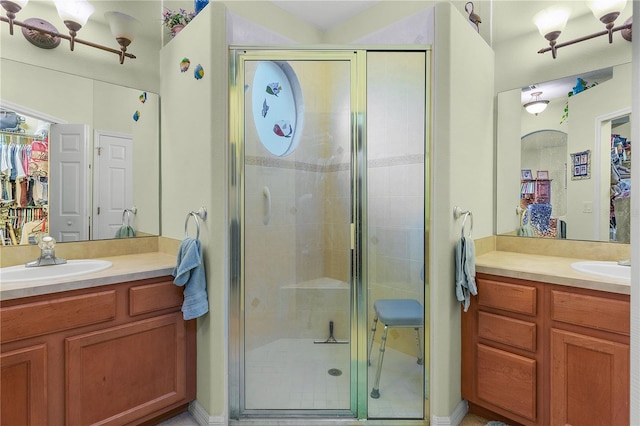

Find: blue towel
<box><xmin>455</xmin><ymin>236</ymin><xmax>477</xmax><ymax>312</ymax></box>
<box><xmin>173</xmin><ymin>237</ymin><xmax>209</xmax><ymax>320</ymax></box>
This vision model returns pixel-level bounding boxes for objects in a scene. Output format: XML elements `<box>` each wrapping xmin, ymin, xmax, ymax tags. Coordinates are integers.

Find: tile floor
<box><xmin>245</xmin><ymin>338</ymin><xmax>423</xmax><ymax>418</ymax></box>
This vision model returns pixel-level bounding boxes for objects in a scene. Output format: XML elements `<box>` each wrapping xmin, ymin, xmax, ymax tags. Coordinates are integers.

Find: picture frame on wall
<box><xmin>521</xmin><ymin>169</ymin><xmax>533</xmax><ymax>180</ymax></box>
<box><xmin>570</xmin><ymin>150</ymin><xmax>591</xmax><ymax>180</ymax></box>
<box><xmin>537</xmin><ymin>170</ymin><xmax>549</xmax><ymax>179</ymax></box>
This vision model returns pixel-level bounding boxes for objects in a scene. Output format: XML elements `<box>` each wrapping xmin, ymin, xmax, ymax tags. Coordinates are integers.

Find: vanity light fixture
<box><xmin>535</xmin><ymin>0</ymin><xmax>632</xmax><ymax>59</ymax></box>
<box><xmin>53</xmin><ymin>0</ymin><xmax>94</xmax><ymax>51</ymax></box>
<box><xmin>104</xmin><ymin>11</ymin><xmax>142</xmax><ymax>64</ymax></box>
<box><xmin>0</xmin><ymin>0</ymin><xmax>140</xmax><ymax>64</ymax></box>
<box><xmin>523</xmin><ymin>92</ymin><xmax>549</xmax><ymax>116</ymax></box>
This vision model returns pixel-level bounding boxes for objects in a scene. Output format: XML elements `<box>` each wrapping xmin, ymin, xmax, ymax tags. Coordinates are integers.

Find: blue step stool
<box><xmin>367</xmin><ymin>299</ymin><xmax>424</xmax><ymax>399</ymax></box>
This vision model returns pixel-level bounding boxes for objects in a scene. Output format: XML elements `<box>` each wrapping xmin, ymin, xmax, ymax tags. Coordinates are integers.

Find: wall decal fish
<box><xmin>273</xmin><ymin>121</ymin><xmax>293</xmax><ymax>137</ymax></box>
<box><xmin>266</xmin><ymin>82</ymin><xmax>282</xmax><ymax>96</ymax></box>
<box><xmin>194</xmin><ymin>64</ymin><xmax>204</xmax><ymax>80</ymax></box>
<box><xmin>180</xmin><ymin>58</ymin><xmax>190</xmax><ymax>72</ymax></box>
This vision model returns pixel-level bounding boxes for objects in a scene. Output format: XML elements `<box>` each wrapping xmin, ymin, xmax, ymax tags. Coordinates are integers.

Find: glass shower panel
<box><xmin>366</xmin><ymin>51</ymin><xmax>426</xmax><ymax>419</ymax></box>
<box><xmin>243</xmin><ymin>60</ymin><xmax>353</xmax><ymax>412</ymax></box>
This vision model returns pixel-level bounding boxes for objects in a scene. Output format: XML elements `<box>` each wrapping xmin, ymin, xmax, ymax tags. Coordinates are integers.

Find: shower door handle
<box><xmin>263</xmin><ymin>186</ymin><xmax>271</xmax><ymax>225</ymax></box>
<box><xmin>350</xmin><ymin>223</ymin><xmax>355</xmax><ymax>250</ymax></box>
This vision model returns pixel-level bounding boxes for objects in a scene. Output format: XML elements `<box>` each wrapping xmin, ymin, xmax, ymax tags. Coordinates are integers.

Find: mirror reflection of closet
<box><xmin>520</xmin><ymin>130</ymin><xmax>568</xmax><ymax>238</ymax></box>
<box><xmin>610</xmin><ymin>114</ymin><xmax>631</xmax><ymax>243</ymax></box>
<box><xmin>0</xmin><ymin>111</ymin><xmax>50</xmax><ymax>246</ymax></box>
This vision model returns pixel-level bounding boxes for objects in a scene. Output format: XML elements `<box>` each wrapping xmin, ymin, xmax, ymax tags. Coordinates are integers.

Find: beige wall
<box><xmin>431</xmin><ymin>2</ymin><xmax>495</xmax><ymax>418</ymax></box>
<box><xmin>159</xmin><ymin>3</ymin><xmax>228</xmax><ymax>419</ymax></box>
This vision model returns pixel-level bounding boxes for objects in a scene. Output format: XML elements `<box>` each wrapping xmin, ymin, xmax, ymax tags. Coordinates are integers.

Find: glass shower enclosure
<box><xmin>230</xmin><ymin>48</ymin><xmax>429</xmax><ymax>421</ymax></box>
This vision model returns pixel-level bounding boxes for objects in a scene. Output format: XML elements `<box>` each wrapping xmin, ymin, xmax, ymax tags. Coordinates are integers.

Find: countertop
<box><xmin>475</xmin><ymin>251</ymin><xmax>631</xmax><ymax>295</ymax></box>
<box><xmin>2</xmin><ymin>250</ymin><xmax>630</xmax><ymax>300</ymax></box>
<box><xmin>1</xmin><ymin>252</ymin><xmax>177</xmax><ymax>301</ymax></box>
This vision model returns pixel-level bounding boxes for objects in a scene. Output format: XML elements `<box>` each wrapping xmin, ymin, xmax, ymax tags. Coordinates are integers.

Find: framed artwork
<box><xmin>570</xmin><ymin>150</ymin><xmax>591</xmax><ymax>180</ymax></box>
<box><xmin>521</xmin><ymin>169</ymin><xmax>533</xmax><ymax>180</ymax></box>
<box><xmin>537</xmin><ymin>170</ymin><xmax>549</xmax><ymax>179</ymax></box>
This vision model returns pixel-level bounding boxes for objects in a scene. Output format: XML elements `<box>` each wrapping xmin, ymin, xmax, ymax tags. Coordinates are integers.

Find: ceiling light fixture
<box><xmin>0</xmin><ymin>0</ymin><xmax>140</xmax><ymax>64</ymax></box>
<box><xmin>534</xmin><ymin>0</ymin><xmax>632</xmax><ymax>59</ymax></box>
<box><xmin>523</xmin><ymin>92</ymin><xmax>549</xmax><ymax>115</ymax></box>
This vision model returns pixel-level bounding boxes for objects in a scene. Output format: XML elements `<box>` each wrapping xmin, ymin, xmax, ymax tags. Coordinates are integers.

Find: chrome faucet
<box><xmin>618</xmin><ymin>259</ymin><xmax>631</xmax><ymax>266</ymax></box>
<box><xmin>25</xmin><ymin>235</ymin><xmax>67</xmax><ymax>267</ymax></box>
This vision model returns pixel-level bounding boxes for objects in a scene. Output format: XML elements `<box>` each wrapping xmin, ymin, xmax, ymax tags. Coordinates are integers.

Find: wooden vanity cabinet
<box><xmin>462</xmin><ymin>273</ymin><xmax>630</xmax><ymax>426</ymax></box>
<box><xmin>548</xmin><ymin>285</ymin><xmax>630</xmax><ymax>426</ymax></box>
<box><xmin>0</xmin><ymin>276</ymin><xmax>196</xmax><ymax>426</ymax></box>
<box><xmin>461</xmin><ymin>274</ymin><xmax>544</xmax><ymax>425</ymax></box>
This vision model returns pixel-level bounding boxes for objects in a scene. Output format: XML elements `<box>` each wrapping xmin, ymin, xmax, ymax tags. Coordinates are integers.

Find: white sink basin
<box><xmin>571</xmin><ymin>261</ymin><xmax>630</xmax><ymax>281</ymax></box>
<box><xmin>0</xmin><ymin>259</ymin><xmax>112</xmax><ymax>283</ymax></box>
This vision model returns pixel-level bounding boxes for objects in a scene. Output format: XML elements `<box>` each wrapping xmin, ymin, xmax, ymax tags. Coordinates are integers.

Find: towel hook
<box><xmin>185</xmin><ymin>207</ymin><xmax>207</xmax><ymax>240</ymax></box>
<box><xmin>453</xmin><ymin>206</ymin><xmax>473</xmax><ymax>238</ymax></box>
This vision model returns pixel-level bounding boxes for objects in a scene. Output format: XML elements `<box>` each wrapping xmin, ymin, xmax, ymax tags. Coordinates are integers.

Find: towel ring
<box><xmin>122</xmin><ymin>209</ymin><xmax>135</xmax><ymax>227</ymax></box>
<box><xmin>461</xmin><ymin>211</ymin><xmax>473</xmax><ymax>238</ymax></box>
<box><xmin>453</xmin><ymin>206</ymin><xmax>473</xmax><ymax>238</ymax></box>
<box><xmin>185</xmin><ymin>207</ymin><xmax>207</xmax><ymax>240</ymax></box>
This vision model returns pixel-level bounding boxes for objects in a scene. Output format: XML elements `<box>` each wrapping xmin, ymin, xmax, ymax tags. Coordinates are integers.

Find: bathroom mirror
<box><xmin>496</xmin><ymin>62</ymin><xmax>632</xmax><ymax>243</ymax></box>
<box><xmin>0</xmin><ymin>58</ymin><xmax>160</xmax><ymax>244</ymax></box>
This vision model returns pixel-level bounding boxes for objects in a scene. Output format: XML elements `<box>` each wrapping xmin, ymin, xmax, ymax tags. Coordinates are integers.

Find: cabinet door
<box><xmin>476</xmin><ymin>344</ymin><xmax>537</xmax><ymax>422</ymax></box>
<box><xmin>66</xmin><ymin>313</ymin><xmax>188</xmax><ymax>426</ymax></box>
<box><xmin>1</xmin><ymin>345</ymin><xmax>47</xmax><ymax>426</ymax></box>
<box><xmin>550</xmin><ymin>329</ymin><xmax>629</xmax><ymax>426</ymax></box>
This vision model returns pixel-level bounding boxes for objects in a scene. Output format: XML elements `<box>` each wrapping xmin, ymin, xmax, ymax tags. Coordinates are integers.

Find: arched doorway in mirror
<box><xmin>520</xmin><ymin>130</ymin><xmax>568</xmax><ymax>239</ymax></box>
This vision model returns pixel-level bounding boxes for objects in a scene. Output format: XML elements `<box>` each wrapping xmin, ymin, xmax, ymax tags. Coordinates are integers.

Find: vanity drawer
<box><xmin>0</xmin><ymin>291</ymin><xmax>116</xmax><ymax>343</ymax></box>
<box><xmin>129</xmin><ymin>280</ymin><xmax>183</xmax><ymax>316</ymax></box>
<box><xmin>476</xmin><ymin>343</ymin><xmax>537</xmax><ymax>421</ymax></box>
<box><xmin>478</xmin><ymin>311</ymin><xmax>536</xmax><ymax>352</ymax></box>
<box><xmin>550</xmin><ymin>290</ymin><xmax>629</xmax><ymax>336</ymax></box>
<box><xmin>477</xmin><ymin>278</ymin><xmax>537</xmax><ymax>316</ymax></box>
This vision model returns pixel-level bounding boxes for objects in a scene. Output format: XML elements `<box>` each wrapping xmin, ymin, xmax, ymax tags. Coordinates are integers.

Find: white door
<box><xmin>93</xmin><ymin>131</ymin><xmax>133</xmax><ymax>240</ymax></box>
<box><xmin>49</xmin><ymin>124</ymin><xmax>90</xmax><ymax>242</ymax></box>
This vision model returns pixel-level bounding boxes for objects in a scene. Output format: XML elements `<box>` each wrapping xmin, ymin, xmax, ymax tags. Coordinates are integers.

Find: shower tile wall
<box><xmin>244</xmin><ymin>61</ymin><xmax>351</xmax><ymax>351</ymax></box>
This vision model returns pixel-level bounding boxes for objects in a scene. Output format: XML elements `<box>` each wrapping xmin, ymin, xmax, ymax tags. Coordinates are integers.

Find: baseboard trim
<box><xmin>431</xmin><ymin>399</ymin><xmax>468</xmax><ymax>426</ymax></box>
<box><xmin>190</xmin><ymin>400</ymin><xmax>225</xmax><ymax>426</ymax></box>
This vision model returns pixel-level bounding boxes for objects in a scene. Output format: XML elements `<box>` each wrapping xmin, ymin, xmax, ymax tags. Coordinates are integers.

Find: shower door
<box><xmin>231</xmin><ymin>50</ymin><xmax>363</xmax><ymax>417</ymax></box>
<box><xmin>230</xmin><ymin>49</ymin><xmax>428</xmax><ymax>420</ymax></box>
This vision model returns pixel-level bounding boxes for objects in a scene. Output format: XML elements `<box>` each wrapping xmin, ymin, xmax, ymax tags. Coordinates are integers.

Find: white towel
<box><xmin>455</xmin><ymin>236</ymin><xmax>477</xmax><ymax>312</ymax></box>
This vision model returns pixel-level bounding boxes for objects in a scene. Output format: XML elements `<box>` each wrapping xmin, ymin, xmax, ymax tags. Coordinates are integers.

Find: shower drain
<box><xmin>328</xmin><ymin>368</ymin><xmax>342</xmax><ymax>376</ymax></box>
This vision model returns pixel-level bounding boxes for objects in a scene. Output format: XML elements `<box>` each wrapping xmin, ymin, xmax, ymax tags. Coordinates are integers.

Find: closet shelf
<box><xmin>0</xmin><ymin>130</ymin><xmax>45</xmax><ymax>139</ymax></box>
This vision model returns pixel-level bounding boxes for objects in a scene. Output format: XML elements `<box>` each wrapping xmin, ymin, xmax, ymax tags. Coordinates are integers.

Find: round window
<box><xmin>251</xmin><ymin>61</ymin><xmax>304</xmax><ymax>157</ymax></box>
